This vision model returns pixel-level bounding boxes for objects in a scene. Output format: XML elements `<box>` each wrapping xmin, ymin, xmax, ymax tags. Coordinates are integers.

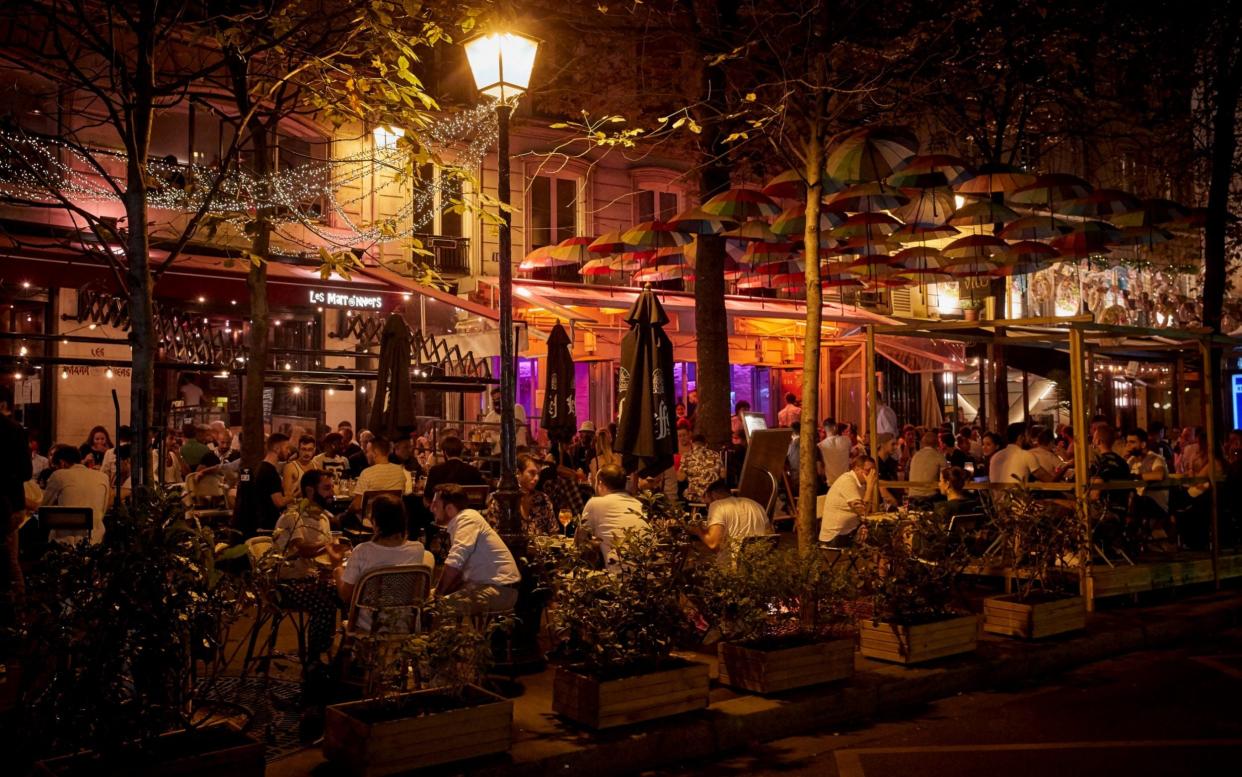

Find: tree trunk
<box><xmin>241</xmin><ymin>164</ymin><xmax>273</xmax><ymax>468</ymax></box>
<box><xmin>797</xmin><ymin>96</ymin><xmax>827</xmax><ymax>557</ymax></box>
<box><xmin>690</xmin><ymin>0</ymin><xmax>736</xmax><ymax>450</ymax></box>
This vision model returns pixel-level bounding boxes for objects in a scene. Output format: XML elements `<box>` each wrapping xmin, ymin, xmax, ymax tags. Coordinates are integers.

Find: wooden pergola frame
<box><xmin>863</xmin><ymin>315</ymin><xmax>1242</xmax><ymax>609</ymax></box>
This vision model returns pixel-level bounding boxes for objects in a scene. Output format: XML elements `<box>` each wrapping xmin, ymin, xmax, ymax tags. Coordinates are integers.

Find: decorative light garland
<box><xmin>0</xmin><ymin>102</ymin><xmax>498</xmax><ymax>250</ymax></box>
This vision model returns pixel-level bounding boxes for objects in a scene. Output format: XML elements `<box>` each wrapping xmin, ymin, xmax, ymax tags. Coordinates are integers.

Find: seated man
<box><xmin>272</xmin><ymin>470</ymin><xmax>344</xmax><ymax>660</ymax></box>
<box><xmin>422</xmin><ymin>435</ymin><xmax>485</xmax><ymax>502</ymax></box>
<box><xmin>350</xmin><ymin>436</ymin><xmax>412</xmax><ymax>515</ymax></box>
<box><xmin>312</xmin><ymin>432</ymin><xmax>350</xmax><ymax>479</ymax></box>
<box><xmin>818</xmin><ymin>454</ymin><xmax>876</xmax><ymax>548</ymax></box>
<box><xmin>577</xmin><ymin>464</ymin><xmax>649</xmax><ymax>567</ymax></box>
<box><xmin>42</xmin><ymin>444</ymin><xmax>110</xmax><ymax>544</ymax></box>
<box><xmin>430</xmin><ymin>484</ymin><xmax>521</xmax><ymax>617</ymax></box>
<box><xmin>337</xmin><ymin>495</ymin><xmax>433</xmax><ymax>631</ymax></box>
<box><xmin>688</xmin><ymin>479</ymin><xmax>773</xmax><ymax>566</ymax></box>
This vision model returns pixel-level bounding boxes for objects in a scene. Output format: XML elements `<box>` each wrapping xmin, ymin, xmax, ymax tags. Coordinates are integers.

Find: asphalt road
<box><xmin>649</xmin><ymin>627</ymin><xmax>1242</xmax><ymax>777</ymax></box>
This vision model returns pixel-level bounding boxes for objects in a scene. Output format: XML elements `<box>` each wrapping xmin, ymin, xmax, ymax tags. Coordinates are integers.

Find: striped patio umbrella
<box><xmin>946</xmin><ymin>258</ymin><xmax>1001</xmax><ymax>278</ymax></box>
<box><xmin>1057</xmin><ymin>188</ymin><xmax>1142</xmax><ymax>219</ymax></box>
<box><xmin>831</xmin><ymin>235</ymin><xmax>894</xmax><ymax>256</ymax></box>
<box><xmin>894</xmin><ymin>246</ymin><xmax>953</xmax><ymax>284</ymax></box>
<box><xmin>667</xmin><ymin>206</ymin><xmax>737</xmax><ymax>235</ymax></box>
<box><xmin>943</xmin><ymin>233</ymin><xmax>1009</xmax><ymax>260</ymax></box>
<box><xmin>1113</xmin><ymin>198</ymin><xmax>1189</xmax><ymax>228</ymax></box>
<box><xmin>740</xmin><ymin>240</ymin><xmax>799</xmax><ymax>265</ymax></box>
<box><xmin>610</xmin><ymin>253</ymin><xmax>646</xmax><ymax>272</ymax></box>
<box><xmin>589</xmin><ymin>230</ymin><xmax>628</xmax><ymax>254</ymax></box>
<box><xmin>1000</xmin><ymin>215</ymin><xmax>1073</xmax><ymax>240</ymax></box>
<box><xmin>894</xmin><ymin>188</ymin><xmax>957</xmax><ymax>226</ymax></box>
<box><xmin>580</xmin><ymin>257</ymin><xmax>615</xmax><ymax>277</ymax></box>
<box><xmin>519</xmin><ymin>245</ymin><xmax>574</xmax><ymax>271</ymax></box>
<box><xmin>891</xmin><ymin>222</ymin><xmax>960</xmax><ymax>243</ymax></box>
<box><xmin>952</xmin><ymin>162</ymin><xmax>1035</xmax><ymax>195</ymax></box>
<box><xmin>1002</xmin><ymin>240</ymin><xmax>1061</xmax><ymax>263</ymax></box>
<box><xmin>620</xmin><ymin>221</ymin><xmax>694</xmax><ymax>252</ymax></box>
<box><xmin>722</xmin><ymin>219</ymin><xmax>782</xmax><ymax>242</ymax></box>
<box><xmin>829</xmin><ymin>211</ymin><xmax>902</xmax><ymax>241</ymax></box>
<box><xmin>1111</xmin><ymin>226</ymin><xmax>1176</xmax><ymax>250</ymax></box>
<box><xmin>736</xmin><ymin>274</ymin><xmax>774</xmax><ymax>290</ymax></box>
<box><xmin>825</xmin><ymin>125</ymin><xmax>919</xmax><ymax>183</ymax></box>
<box><xmin>751</xmin><ymin>258</ymin><xmax>803</xmax><ymax>276</ymax></box>
<box><xmin>821</xmin><ymin>273</ymin><xmax>865</xmax><ymax>289</ymax></box>
<box><xmin>1010</xmin><ymin>173</ymin><xmax>1093</xmax><ymax>208</ymax></box>
<box><xmin>548</xmin><ymin>235</ymin><xmax>598</xmax><ymax>264</ymax></box>
<box><xmin>701</xmin><ymin>188</ymin><xmax>781</xmax><ymax>220</ymax></box>
<box><xmin>773</xmin><ymin>271</ymin><xmax>807</xmax><ymax>291</ymax></box>
<box><xmin>948</xmin><ymin>200</ymin><xmax>1021</xmax><ymax>227</ymax></box>
<box><xmin>632</xmin><ymin>266</ymin><xmax>689</xmax><ymax>284</ymax></box>
<box><xmin>761</xmin><ymin>168</ymin><xmax>846</xmax><ymax>199</ymax></box>
<box><xmin>1050</xmin><ymin>221</ymin><xmax>1119</xmax><ymax>257</ymax></box>
<box><xmin>825</xmin><ymin>181</ymin><xmax>911</xmax><ymax>214</ymax></box>
<box><xmin>889</xmin><ymin>154</ymin><xmax>975</xmax><ymax>189</ymax></box>
<box><xmin>770</xmin><ymin>204</ymin><xmax>844</xmax><ymax>236</ymax></box>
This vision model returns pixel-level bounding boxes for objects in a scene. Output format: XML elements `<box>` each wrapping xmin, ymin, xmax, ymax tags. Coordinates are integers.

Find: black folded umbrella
<box><xmin>615</xmin><ymin>287</ymin><xmax>676</xmax><ymax>476</ymax></box>
<box><xmin>368</xmin><ymin>313</ymin><xmax>416</xmax><ymax>439</ymax></box>
<box><xmin>541</xmin><ymin>322</ymin><xmax>577</xmax><ymax>445</ymax></box>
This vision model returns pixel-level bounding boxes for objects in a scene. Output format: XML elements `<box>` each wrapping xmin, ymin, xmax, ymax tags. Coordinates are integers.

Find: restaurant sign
<box><xmin>308</xmin><ymin>290</ymin><xmax>384</xmax><ymax>310</ymax></box>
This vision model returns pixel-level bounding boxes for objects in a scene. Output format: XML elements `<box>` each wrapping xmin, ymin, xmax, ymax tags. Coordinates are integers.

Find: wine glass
<box><xmin>558</xmin><ymin>509</ymin><xmax>573</xmax><ymax>537</ymax></box>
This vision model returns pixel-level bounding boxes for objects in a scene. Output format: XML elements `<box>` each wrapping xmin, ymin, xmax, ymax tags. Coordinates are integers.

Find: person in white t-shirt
<box><xmin>350</xmin><ymin>436</ymin><xmax>412</xmax><ymax>514</ymax></box>
<box><xmin>819</xmin><ymin>455</ymin><xmax>876</xmax><ymax>547</ymax></box>
<box><xmin>906</xmin><ymin>430</ymin><xmax>948</xmax><ymax>499</ymax></box>
<box><xmin>338</xmin><ymin>495</ymin><xmax>433</xmax><ymax>631</ymax></box>
<box><xmin>431</xmin><ymin>484</ymin><xmax>521</xmax><ymax>616</ymax></box>
<box><xmin>989</xmin><ymin>423</ymin><xmax>1057</xmax><ymax>487</ymax></box>
<box><xmin>689</xmin><ymin>479</ymin><xmax>772</xmax><ymax>566</ymax></box>
<box><xmin>818</xmin><ymin>419</ymin><xmax>852</xmax><ymax>485</ymax></box>
<box><xmin>483</xmin><ymin>387</ymin><xmax>530</xmax><ymax>448</ymax></box>
<box><xmin>875</xmin><ymin>392</ymin><xmax>899</xmax><ymax>437</ymax></box>
<box><xmin>577</xmin><ymin>463</ymin><xmax>650</xmax><ymax>567</ymax></box>
<box><xmin>42</xmin><ymin>445</ymin><xmax>110</xmax><ymax>544</ymax></box>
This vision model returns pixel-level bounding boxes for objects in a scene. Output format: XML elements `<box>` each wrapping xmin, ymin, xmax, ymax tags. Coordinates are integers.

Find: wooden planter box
<box><xmin>983</xmin><ymin>594</ymin><xmax>1085</xmax><ymax>639</ymax></box>
<box><xmin>717</xmin><ymin>637</ymin><xmax>854</xmax><ymax>694</ymax></box>
<box><xmin>552</xmin><ymin>659</ymin><xmax>710</xmax><ymax>729</ymax></box>
<box><xmin>858</xmin><ymin>614</ymin><xmax>978</xmax><ymax>665</ymax></box>
<box><xmin>323</xmin><ymin>685</ymin><xmax>512</xmax><ymax>777</ymax></box>
<box><xmin>35</xmin><ymin>724</ymin><xmax>263</xmax><ymax>777</ymax></box>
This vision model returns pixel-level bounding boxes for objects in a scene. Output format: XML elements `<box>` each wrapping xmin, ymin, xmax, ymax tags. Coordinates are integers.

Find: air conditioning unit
<box><xmin>889</xmin><ymin>285</ymin><xmax>927</xmax><ymax>318</ymax></box>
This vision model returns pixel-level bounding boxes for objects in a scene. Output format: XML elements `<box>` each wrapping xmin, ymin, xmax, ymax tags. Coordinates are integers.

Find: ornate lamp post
<box><xmin>464</xmin><ymin>31</ymin><xmax>539</xmax><ymax>538</ymax></box>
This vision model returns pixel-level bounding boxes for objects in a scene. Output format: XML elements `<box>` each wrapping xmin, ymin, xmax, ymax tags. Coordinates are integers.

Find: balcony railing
<box><xmin>417</xmin><ymin>233</ymin><xmax>470</xmax><ymax>275</ymax></box>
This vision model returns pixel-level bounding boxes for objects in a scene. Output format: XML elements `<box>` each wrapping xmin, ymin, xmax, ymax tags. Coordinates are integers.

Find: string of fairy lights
<box><xmin>0</xmin><ymin>102</ymin><xmax>498</xmax><ymax>250</ymax></box>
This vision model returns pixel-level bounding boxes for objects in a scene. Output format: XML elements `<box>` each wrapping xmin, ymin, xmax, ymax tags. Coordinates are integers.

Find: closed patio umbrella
<box><xmin>541</xmin><ymin>323</ymin><xmax>577</xmax><ymax>445</ymax></box>
<box><xmin>368</xmin><ymin>313</ymin><xmax>416</xmax><ymax>440</ymax></box>
<box><xmin>614</xmin><ymin>287</ymin><xmax>677</xmax><ymax>476</ymax></box>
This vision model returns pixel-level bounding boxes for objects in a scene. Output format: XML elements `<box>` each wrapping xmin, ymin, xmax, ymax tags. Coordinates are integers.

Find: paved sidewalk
<box><xmin>269</xmin><ymin>589</ymin><xmax>1242</xmax><ymax>777</ymax></box>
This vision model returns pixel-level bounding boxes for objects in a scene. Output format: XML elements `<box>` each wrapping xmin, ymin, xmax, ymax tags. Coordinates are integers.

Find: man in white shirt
<box><xmin>818</xmin><ymin>419</ymin><xmax>852</xmax><ymax>485</ymax></box>
<box><xmin>350</xmin><ymin>436</ymin><xmax>412</xmax><ymax>513</ymax></box>
<box><xmin>907</xmin><ymin>430</ymin><xmax>948</xmax><ymax>499</ymax></box>
<box><xmin>819</xmin><ymin>455</ymin><xmax>876</xmax><ymax>547</ymax></box>
<box><xmin>1029</xmin><ymin>427</ymin><xmax>1064</xmax><ymax>478</ymax></box>
<box><xmin>777</xmin><ymin>393</ymin><xmax>801</xmax><ymax>428</ymax></box>
<box><xmin>875</xmin><ymin>392</ymin><xmax>899</xmax><ymax>437</ymax></box>
<box><xmin>689</xmin><ymin>479</ymin><xmax>772</xmax><ymax>566</ymax></box>
<box><xmin>577</xmin><ymin>463</ymin><xmax>649</xmax><ymax>567</ymax></box>
<box><xmin>42</xmin><ymin>445</ymin><xmax>110</xmax><ymax>544</ymax></box>
<box><xmin>431</xmin><ymin>484</ymin><xmax>521</xmax><ymax>616</ymax></box>
<box><xmin>989</xmin><ymin>423</ymin><xmax>1057</xmax><ymax>486</ymax></box>
<box><xmin>312</xmin><ymin>432</ymin><xmax>350</xmax><ymax>478</ymax></box>
<box><xmin>483</xmin><ymin>388</ymin><xmax>529</xmax><ymax>448</ymax></box>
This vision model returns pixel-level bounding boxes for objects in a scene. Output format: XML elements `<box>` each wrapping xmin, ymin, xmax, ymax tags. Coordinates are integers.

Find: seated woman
<box><xmin>933</xmin><ymin>466</ymin><xmax>979</xmax><ymax>523</ymax></box>
<box><xmin>336</xmin><ymin>495</ymin><xmax>433</xmax><ymax>631</ymax></box>
<box><xmin>485</xmin><ymin>453</ymin><xmax>558</xmax><ymax>535</ymax></box>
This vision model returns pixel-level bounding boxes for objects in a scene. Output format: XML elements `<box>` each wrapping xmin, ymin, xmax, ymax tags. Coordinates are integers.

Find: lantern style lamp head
<box><xmin>463</xmin><ymin>31</ymin><xmax>539</xmax><ymax>103</ymax></box>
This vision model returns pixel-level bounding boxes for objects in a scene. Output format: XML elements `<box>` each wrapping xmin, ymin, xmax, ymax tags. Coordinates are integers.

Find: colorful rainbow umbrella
<box><xmin>952</xmin><ymin>162</ymin><xmax>1034</xmax><ymax>195</ymax></box>
<box><xmin>519</xmin><ymin>245</ymin><xmax>574</xmax><ymax>271</ymax></box>
<box><xmin>829</xmin><ymin>211</ymin><xmax>902</xmax><ymax>241</ymax></box>
<box><xmin>580</xmin><ymin>258</ymin><xmax>615</xmax><ymax>277</ymax></box>
<box><xmin>547</xmin><ymin>235</ymin><xmax>598</xmax><ymax>264</ymax></box>
<box><xmin>761</xmin><ymin>168</ymin><xmax>845</xmax><ymax>199</ymax></box>
<box><xmin>891</xmin><ymin>222</ymin><xmax>960</xmax><ymax>243</ymax></box>
<box><xmin>667</xmin><ymin>206</ymin><xmax>737</xmax><ymax>235</ymax></box>
<box><xmin>740</xmin><ymin>241</ymin><xmax>799</xmax><ymax>264</ymax></box>
<box><xmin>1009</xmin><ymin>173</ymin><xmax>1093</xmax><ymax>207</ymax></box>
<box><xmin>1050</xmin><ymin>221</ymin><xmax>1119</xmax><ymax>257</ymax></box>
<box><xmin>825</xmin><ymin>125</ymin><xmax>918</xmax><ymax>183</ymax></box>
<box><xmin>825</xmin><ymin>181</ymin><xmax>910</xmax><ymax>214</ymax></box>
<box><xmin>943</xmin><ymin>233</ymin><xmax>1009</xmax><ymax>260</ymax></box>
<box><xmin>999</xmin><ymin>215</ymin><xmax>1073</xmax><ymax>240</ymax></box>
<box><xmin>894</xmin><ymin>188</ymin><xmax>957</xmax><ymax>226</ymax></box>
<box><xmin>1057</xmin><ymin>188</ymin><xmax>1142</xmax><ymax>218</ymax></box>
<box><xmin>948</xmin><ymin>200</ymin><xmax>1020</xmax><ymax>227</ymax></box>
<box><xmin>889</xmin><ymin>154</ymin><xmax>975</xmax><ymax>189</ymax></box>
<box><xmin>589</xmin><ymin>230</ymin><xmax>628</xmax><ymax>254</ymax></box>
<box><xmin>701</xmin><ymin>188</ymin><xmax>781</xmax><ymax>220</ymax></box>
<box><xmin>1112</xmin><ymin>198</ymin><xmax>1189</xmax><ymax>228</ymax></box>
<box><xmin>770</xmin><ymin>205</ymin><xmax>845</xmax><ymax>236</ymax></box>
<box><xmin>722</xmin><ymin>219</ymin><xmax>782</xmax><ymax>242</ymax></box>
<box><xmin>620</xmin><ymin>221</ymin><xmax>693</xmax><ymax>252</ymax></box>
<box><xmin>1001</xmin><ymin>240</ymin><xmax>1061</xmax><ymax>263</ymax></box>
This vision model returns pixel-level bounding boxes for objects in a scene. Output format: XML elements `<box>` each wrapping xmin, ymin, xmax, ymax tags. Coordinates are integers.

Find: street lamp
<box><xmin>464</xmin><ymin>30</ymin><xmax>539</xmax><ymax>538</ymax></box>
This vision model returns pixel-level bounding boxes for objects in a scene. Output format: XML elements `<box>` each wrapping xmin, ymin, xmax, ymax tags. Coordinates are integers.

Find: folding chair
<box><xmin>340</xmin><ymin>564</ymin><xmax>433</xmax><ymax>694</ymax></box>
<box><xmin>39</xmin><ymin>506</ymin><xmax>94</xmax><ymax>543</ymax></box>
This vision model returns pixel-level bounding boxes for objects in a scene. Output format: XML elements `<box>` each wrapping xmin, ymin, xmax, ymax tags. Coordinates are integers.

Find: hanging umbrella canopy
<box><xmin>891</xmin><ymin>222</ymin><xmax>961</xmax><ymax>243</ymax></box>
<box><xmin>1000</xmin><ymin>215</ymin><xmax>1073</xmax><ymax>240</ymax></box>
<box><xmin>751</xmin><ymin>258</ymin><xmax>803</xmax><ymax>276</ymax></box>
<box><xmin>952</xmin><ymin>162</ymin><xmax>1035</xmax><ymax>195</ymax></box>
<box><xmin>1051</xmin><ymin>220</ymin><xmax>1120</xmax><ymax>256</ymax></box>
<box><xmin>722</xmin><ymin>219</ymin><xmax>782</xmax><ymax>242</ymax></box>
<box><xmin>946</xmin><ymin>259</ymin><xmax>1001</xmax><ymax>278</ymax></box>
<box><xmin>1111</xmin><ymin>225</ymin><xmax>1176</xmax><ymax>249</ymax></box>
<box><xmin>633</xmin><ymin>266</ymin><xmax>689</xmax><ymax>284</ymax></box>
<box><xmin>893</xmin><ymin>245</ymin><xmax>947</xmax><ymax>269</ymax></box>
<box><xmin>1010</xmin><ymin>173</ymin><xmax>1093</xmax><ymax>207</ymax></box>
<box><xmin>1113</xmin><ymin>198</ymin><xmax>1189</xmax><ymax>228</ymax></box>
<box><xmin>948</xmin><ymin>200</ymin><xmax>1021</xmax><ymax>227</ymax></box>
<box><xmin>701</xmin><ymin>188</ymin><xmax>781</xmax><ymax>220</ymax></box>
<box><xmin>770</xmin><ymin>204</ymin><xmax>845</xmax><ymax>236</ymax></box>
<box><xmin>1057</xmin><ymin>188</ymin><xmax>1142</xmax><ymax>218</ymax></box>
<box><xmin>825</xmin><ymin>125</ymin><xmax>919</xmax><ymax>183</ymax></box>
<box><xmin>829</xmin><ymin>212</ymin><xmax>901</xmax><ymax>246</ymax></box>
<box><xmin>821</xmin><ymin>273</ymin><xmax>864</xmax><ymax>289</ymax></box>
<box><xmin>620</xmin><ymin>221</ymin><xmax>694</xmax><ymax>252</ymax></box>
<box><xmin>740</xmin><ymin>240</ymin><xmax>799</xmax><ymax>264</ymax></box>
<box><xmin>368</xmin><ymin>313</ymin><xmax>416</xmax><ymax>439</ymax></box>
<box><xmin>589</xmin><ymin>230</ymin><xmax>628</xmax><ymax>254</ymax></box>
<box><xmin>610</xmin><ymin>252</ymin><xmax>646</xmax><ymax>271</ymax></box>
<box><xmin>541</xmin><ymin>323</ymin><xmax>577</xmax><ymax>445</ymax></box>
<box><xmin>943</xmin><ymin>233</ymin><xmax>1009</xmax><ymax>260</ymax></box>
<box><xmin>1002</xmin><ymin>240</ymin><xmax>1061</xmax><ymax>263</ymax></box>
<box><xmin>547</xmin><ymin>235</ymin><xmax>598</xmax><ymax>264</ymax></box>
<box><xmin>580</xmin><ymin>257</ymin><xmax>615</xmax><ymax>277</ymax></box>
<box><xmin>1165</xmin><ymin>206</ymin><xmax>1211</xmax><ymax>231</ymax></box>
<box><xmin>825</xmin><ymin>181</ymin><xmax>910</xmax><ymax>214</ymax></box>
<box><xmin>889</xmin><ymin>154</ymin><xmax>975</xmax><ymax>189</ymax></box>
<box><xmin>615</xmin><ymin>287</ymin><xmax>678</xmax><ymax>476</ymax></box>
<box><xmin>667</xmin><ymin>206</ymin><xmax>737</xmax><ymax>235</ymax></box>
<box><xmin>832</xmin><ymin>235</ymin><xmax>894</xmax><ymax>256</ymax></box>
<box><xmin>520</xmin><ymin>245</ymin><xmax>576</xmax><ymax>271</ymax></box>
<box><xmin>761</xmin><ymin>168</ymin><xmax>846</xmax><ymax>199</ymax></box>
<box><xmin>894</xmin><ymin>187</ymin><xmax>957</xmax><ymax>226</ymax></box>
<box><xmin>773</xmin><ymin>271</ymin><xmax>807</xmax><ymax>290</ymax></box>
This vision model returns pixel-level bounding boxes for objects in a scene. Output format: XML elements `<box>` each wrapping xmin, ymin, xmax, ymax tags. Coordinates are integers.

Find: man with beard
<box><xmin>234</xmin><ymin>433</ymin><xmax>291</xmax><ymax>537</ymax></box>
<box><xmin>272</xmin><ymin>469</ymin><xmax>346</xmax><ymax>661</ymax></box>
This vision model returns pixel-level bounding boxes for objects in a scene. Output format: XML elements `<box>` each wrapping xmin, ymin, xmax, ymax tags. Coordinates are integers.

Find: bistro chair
<box><xmin>240</xmin><ymin>535</ymin><xmax>312</xmax><ymax>682</ymax></box>
<box><xmin>339</xmin><ymin>564</ymin><xmax>433</xmax><ymax>694</ymax></box>
<box><xmin>462</xmin><ymin>484</ymin><xmax>491</xmax><ymax>510</ymax></box>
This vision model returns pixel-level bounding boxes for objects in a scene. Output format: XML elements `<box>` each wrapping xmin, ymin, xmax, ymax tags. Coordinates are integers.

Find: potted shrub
<box><xmin>982</xmin><ymin>487</ymin><xmax>1088</xmax><ymax>639</ymax></box>
<box><xmin>322</xmin><ymin>603</ymin><xmax>514</xmax><ymax>777</ymax></box>
<box><xmin>548</xmin><ymin>525</ymin><xmax>709</xmax><ymax>729</ymax></box>
<box><xmin>702</xmin><ymin>544</ymin><xmax>854</xmax><ymax>694</ymax></box>
<box><xmin>849</xmin><ymin>509</ymin><xmax>978</xmax><ymax>665</ymax></box>
<box><xmin>20</xmin><ymin>489</ymin><xmax>264</xmax><ymax>776</ymax></box>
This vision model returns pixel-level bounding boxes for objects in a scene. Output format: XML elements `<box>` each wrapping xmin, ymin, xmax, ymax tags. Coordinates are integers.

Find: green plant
<box><xmin>18</xmin><ymin>488</ymin><xmax>257</xmax><ymax>761</ymax></box>
<box><xmin>548</xmin><ymin>524</ymin><xmax>698</xmax><ymax>677</ymax></box>
<box><xmin>698</xmin><ymin>546</ymin><xmax>852</xmax><ymax>645</ymax></box>
<box><xmin>848</xmin><ymin>508</ymin><xmax>971</xmax><ymax>625</ymax></box>
<box><xmin>991</xmin><ymin>486</ymin><xmax>1089</xmax><ymax>600</ymax></box>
